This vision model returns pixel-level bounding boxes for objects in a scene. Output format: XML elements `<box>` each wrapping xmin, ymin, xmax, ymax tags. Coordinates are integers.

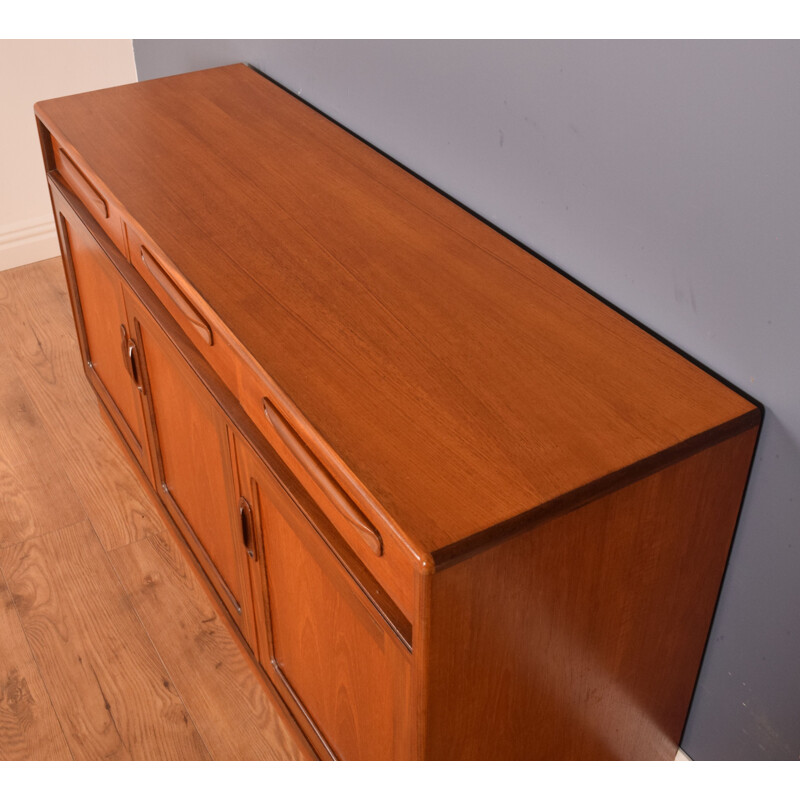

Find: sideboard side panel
<box><xmin>424</xmin><ymin>427</ymin><xmax>758</xmax><ymax>760</ymax></box>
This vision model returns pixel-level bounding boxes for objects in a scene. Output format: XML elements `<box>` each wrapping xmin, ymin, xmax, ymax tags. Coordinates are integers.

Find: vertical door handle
<box><xmin>128</xmin><ymin>341</ymin><xmax>141</xmax><ymax>390</ymax></box>
<box><xmin>120</xmin><ymin>324</ymin><xmax>144</xmax><ymax>393</ymax></box>
<box><xmin>239</xmin><ymin>497</ymin><xmax>256</xmax><ymax>561</ymax></box>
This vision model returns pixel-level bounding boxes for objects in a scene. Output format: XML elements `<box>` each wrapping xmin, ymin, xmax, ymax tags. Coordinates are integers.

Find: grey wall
<box><xmin>133</xmin><ymin>40</ymin><xmax>800</xmax><ymax>760</ymax></box>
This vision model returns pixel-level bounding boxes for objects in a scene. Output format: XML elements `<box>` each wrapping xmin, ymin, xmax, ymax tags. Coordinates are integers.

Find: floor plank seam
<box><xmin>0</xmin><ymin>523</ymin><xmax>88</xmax><ymax>552</ymax></box>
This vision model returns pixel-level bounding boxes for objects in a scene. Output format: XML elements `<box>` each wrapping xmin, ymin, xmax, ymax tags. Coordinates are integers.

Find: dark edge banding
<box><xmin>430</xmin><ymin>406</ymin><xmax>762</xmax><ymax>571</ymax></box>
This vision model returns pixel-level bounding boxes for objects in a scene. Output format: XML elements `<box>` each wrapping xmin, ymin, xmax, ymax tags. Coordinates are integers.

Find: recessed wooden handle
<box><xmin>58</xmin><ymin>148</ymin><xmax>108</xmax><ymax>219</ymax></box>
<box><xmin>140</xmin><ymin>245</ymin><xmax>213</xmax><ymax>346</ymax></box>
<box><xmin>262</xmin><ymin>397</ymin><xmax>383</xmax><ymax>556</ymax></box>
<box><xmin>239</xmin><ymin>497</ymin><xmax>256</xmax><ymax>561</ymax></box>
<box><xmin>128</xmin><ymin>340</ymin><xmax>143</xmax><ymax>393</ymax></box>
<box><xmin>119</xmin><ymin>324</ymin><xmax>143</xmax><ymax>392</ymax></box>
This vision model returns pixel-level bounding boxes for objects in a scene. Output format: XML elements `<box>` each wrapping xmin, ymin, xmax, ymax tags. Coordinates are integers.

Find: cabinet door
<box><xmin>51</xmin><ymin>183</ymin><xmax>150</xmax><ymax>478</ymax></box>
<box><xmin>124</xmin><ymin>290</ymin><xmax>257</xmax><ymax>647</ymax></box>
<box><xmin>234</xmin><ymin>435</ymin><xmax>414</xmax><ymax>760</ymax></box>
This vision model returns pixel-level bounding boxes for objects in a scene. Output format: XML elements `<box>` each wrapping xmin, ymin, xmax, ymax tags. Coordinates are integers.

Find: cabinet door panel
<box><xmin>125</xmin><ymin>291</ymin><xmax>256</xmax><ymax>645</ymax></box>
<box><xmin>237</xmin><ymin>438</ymin><xmax>413</xmax><ymax>760</ymax></box>
<box><xmin>51</xmin><ymin>184</ymin><xmax>148</xmax><ymax>473</ymax></box>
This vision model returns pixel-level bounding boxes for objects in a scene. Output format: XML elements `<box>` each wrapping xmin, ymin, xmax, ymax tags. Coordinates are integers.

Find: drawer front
<box><xmin>52</xmin><ymin>139</ymin><xmax>127</xmax><ymax>256</ymax></box>
<box><xmin>120</xmin><ymin>216</ymin><xmax>415</xmax><ymax>630</ymax></box>
<box><xmin>238</xmin><ymin>364</ymin><xmax>417</xmax><ymax>622</ymax></box>
<box><xmin>126</xmin><ymin>225</ymin><xmax>240</xmax><ymax>391</ymax></box>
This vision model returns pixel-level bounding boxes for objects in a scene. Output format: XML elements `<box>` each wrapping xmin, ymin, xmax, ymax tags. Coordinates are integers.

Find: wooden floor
<box><xmin>0</xmin><ymin>257</ymin><xmax>313</xmax><ymax>761</ymax></box>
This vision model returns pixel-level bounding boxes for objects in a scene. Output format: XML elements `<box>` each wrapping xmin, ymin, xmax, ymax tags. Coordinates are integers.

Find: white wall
<box><xmin>0</xmin><ymin>40</ymin><xmax>137</xmax><ymax>271</ymax></box>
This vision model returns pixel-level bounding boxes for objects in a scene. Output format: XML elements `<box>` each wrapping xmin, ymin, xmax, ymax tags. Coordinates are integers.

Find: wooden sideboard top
<box><xmin>35</xmin><ymin>64</ymin><xmax>758</xmax><ymax>561</ymax></box>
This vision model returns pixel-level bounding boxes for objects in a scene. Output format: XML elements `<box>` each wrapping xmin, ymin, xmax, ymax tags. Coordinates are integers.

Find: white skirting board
<box><xmin>0</xmin><ymin>215</ymin><xmax>60</xmax><ymax>271</ymax></box>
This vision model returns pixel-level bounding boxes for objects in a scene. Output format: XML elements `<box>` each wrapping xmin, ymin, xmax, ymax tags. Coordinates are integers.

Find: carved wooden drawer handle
<box><xmin>262</xmin><ymin>397</ymin><xmax>383</xmax><ymax>556</ymax></box>
<box><xmin>58</xmin><ymin>148</ymin><xmax>108</xmax><ymax>219</ymax></box>
<box><xmin>140</xmin><ymin>246</ymin><xmax>213</xmax><ymax>345</ymax></box>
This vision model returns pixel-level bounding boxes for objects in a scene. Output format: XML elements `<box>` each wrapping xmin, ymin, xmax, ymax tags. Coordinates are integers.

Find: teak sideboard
<box><xmin>35</xmin><ymin>64</ymin><xmax>761</xmax><ymax>760</ymax></box>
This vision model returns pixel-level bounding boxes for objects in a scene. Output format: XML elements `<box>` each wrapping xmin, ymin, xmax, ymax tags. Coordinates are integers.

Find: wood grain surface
<box><xmin>30</xmin><ymin>64</ymin><xmax>763</xmax><ymax>761</ymax></box>
<box><xmin>0</xmin><ymin>259</ymin><xmax>332</xmax><ymax>761</ymax></box>
<box><xmin>55</xmin><ymin>198</ymin><xmax>146</xmax><ymax>455</ymax></box>
<box><xmin>424</xmin><ymin>427</ymin><xmax>759</xmax><ymax>760</ymax></box>
<box><xmin>0</xmin><ymin>570</ymin><xmax>72</xmax><ymax>760</ymax></box>
<box><xmin>59</xmin><ymin>207</ymin><xmax>144</xmax><ymax>444</ymax></box>
<box><xmin>130</xmin><ymin>294</ymin><xmax>253</xmax><ymax>629</ymax></box>
<box><xmin>108</xmin><ymin>530</ymin><xmax>312</xmax><ymax>760</ymax></box>
<box><xmin>237</xmin><ymin>438</ymin><xmax>413</xmax><ymax>760</ymax></box>
<box><xmin>0</xmin><ymin>354</ymin><xmax>84</xmax><ymax>547</ymax></box>
<box><xmin>35</xmin><ymin>65</ymin><xmax>758</xmax><ymax>557</ymax></box>
<box><xmin>0</xmin><ymin>521</ymin><xmax>210</xmax><ymax>760</ymax></box>
<box><xmin>0</xmin><ymin>259</ymin><xmax>163</xmax><ymax>550</ymax></box>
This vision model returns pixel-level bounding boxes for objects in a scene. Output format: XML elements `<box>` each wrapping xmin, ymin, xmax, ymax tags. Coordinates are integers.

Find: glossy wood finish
<box><xmin>34</xmin><ymin>66</ymin><xmax>762</xmax><ymax>760</ymax></box>
<box><xmin>424</xmin><ymin>428</ymin><xmax>759</xmax><ymax>759</ymax></box>
<box><xmin>125</xmin><ymin>287</ymin><xmax>256</xmax><ymax>645</ymax></box>
<box><xmin>238</xmin><ymin>363</ymin><xmax>417</xmax><ymax>621</ymax></box>
<box><xmin>51</xmin><ymin>186</ymin><xmax>151</xmax><ymax>482</ymax></box>
<box><xmin>235</xmin><ymin>435</ymin><xmax>414</xmax><ymax>760</ymax></box>
<box><xmin>56</xmin><ymin>147</ymin><xmax>108</xmax><ymax>219</ymax></box>
<box><xmin>133</xmin><ymin>232</ymin><xmax>214</xmax><ymax>347</ymax></box>
<box><xmin>52</xmin><ymin>136</ymin><xmax>126</xmax><ymax>255</ymax></box>
<box><xmin>139</xmin><ymin>246</ymin><xmax>213</xmax><ymax>345</ymax></box>
<box><xmin>261</xmin><ymin>396</ymin><xmax>383</xmax><ymax>557</ymax></box>
<box><xmin>34</xmin><ymin>64</ymin><xmax>757</xmax><ymax>562</ymax></box>
<box><xmin>125</xmin><ymin>223</ymin><xmax>241</xmax><ymax>392</ymax></box>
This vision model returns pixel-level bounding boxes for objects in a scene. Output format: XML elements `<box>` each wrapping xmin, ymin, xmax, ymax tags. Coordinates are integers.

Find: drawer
<box><xmin>123</xmin><ymin>219</ymin><xmax>415</xmax><ymax>620</ymax></box>
<box><xmin>237</xmin><ymin>363</ymin><xmax>417</xmax><ymax>622</ymax></box>
<box><xmin>126</xmin><ymin>225</ymin><xmax>240</xmax><ymax>392</ymax></box>
<box><xmin>52</xmin><ymin>139</ymin><xmax>127</xmax><ymax>256</ymax></box>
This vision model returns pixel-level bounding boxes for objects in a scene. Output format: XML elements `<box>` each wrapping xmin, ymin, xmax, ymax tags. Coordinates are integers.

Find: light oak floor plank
<box><xmin>0</xmin><ymin>521</ymin><xmax>211</xmax><ymax>760</ymax></box>
<box><xmin>0</xmin><ymin>259</ymin><xmax>163</xmax><ymax>550</ymax></box>
<box><xmin>0</xmin><ymin>353</ymin><xmax>86</xmax><ymax>548</ymax></box>
<box><xmin>109</xmin><ymin>529</ymin><xmax>313</xmax><ymax>760</ymax></box>
<box><xmin>0</xmin><ymin>569</ymin><xmax>72</xmax><ymax>760</ymax></box>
